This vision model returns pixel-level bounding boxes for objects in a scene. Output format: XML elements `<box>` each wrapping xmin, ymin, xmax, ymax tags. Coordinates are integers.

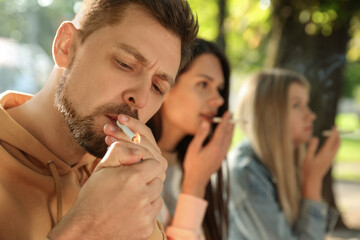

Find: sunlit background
<box><xmin>0</xmin><ymin>0</ymin><xmax>359</xmax><ymax>233</ymax></box>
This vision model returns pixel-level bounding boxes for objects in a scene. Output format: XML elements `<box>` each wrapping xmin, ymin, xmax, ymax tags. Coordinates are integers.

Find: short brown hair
<box><xmin>74</xmin><ymin>0</ymin><xmax>198</xmax><ymax>71</ymax></box>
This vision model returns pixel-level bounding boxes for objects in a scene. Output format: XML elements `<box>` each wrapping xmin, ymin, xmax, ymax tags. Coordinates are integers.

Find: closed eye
<box><xmin>152</xmin><ymin>83</ymin><xmax>164</xmax><ymax>96</ymax></box>
<box><xmin>293</xmin><ymin>103</ymin><xmax>300</xmax><ymax>108</ymax></box>
<box><xmin>197</xmin><ymin>81</ymin><xmax>208</xmax><ymax>88</ymax></box>
<box><xmin>115</xmin><ymin>59</ymin><xmax>132</xmax><ymax>70</ymax></box>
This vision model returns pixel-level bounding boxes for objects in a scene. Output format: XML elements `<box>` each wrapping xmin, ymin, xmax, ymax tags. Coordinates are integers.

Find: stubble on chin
<box><xmin>54</xmin><ymin>67</ymin><xmax>138</xmax><ymax>158</ymax></box>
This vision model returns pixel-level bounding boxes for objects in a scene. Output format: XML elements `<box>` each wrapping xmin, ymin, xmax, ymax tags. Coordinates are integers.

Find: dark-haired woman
<box><xmin>147</xmin><ymin>38</ymin><xmax>234</xmax><ymax>239</ymax></box>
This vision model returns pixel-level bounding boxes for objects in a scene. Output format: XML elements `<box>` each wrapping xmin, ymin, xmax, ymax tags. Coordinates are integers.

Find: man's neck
<box><xmin>7</xmin><ymin>67</ymin><xmax>85</xmax><ymax>166</ymax></box>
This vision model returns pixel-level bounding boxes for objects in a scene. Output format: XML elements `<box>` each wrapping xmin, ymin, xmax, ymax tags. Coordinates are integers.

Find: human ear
<box><xmin>52</xmin><ymin>21</ymin><xmax>79</xmax><ymax>69</ymax></box>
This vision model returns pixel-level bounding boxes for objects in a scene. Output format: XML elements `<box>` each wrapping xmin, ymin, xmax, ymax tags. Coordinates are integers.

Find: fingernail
<box><xmin>105</xmin><ymin>136</ymin><xmax>117</xmax><ymax>144</ymax></box>
<box><xmin>119</xmin><ymin>114</ymin><xmax>129</xmax><ymax>122</ymax></box>
<box><xmin>108</xmin><ymin>124</ymin><xmax>116</xmax><ymax>132</ymax></box>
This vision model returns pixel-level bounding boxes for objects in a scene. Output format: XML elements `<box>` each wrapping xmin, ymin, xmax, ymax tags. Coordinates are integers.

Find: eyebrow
<box><xmin>116</xmin><ymin>43</ymin><xmax>149</xmax><ymax>66</ymax></box>
<box><xmin>290</xmin><ymin>96</ymin><xmax>302</xmax><ymax>101</ymax></box>
<box><xmin>198</xmin><ymin>74</ymin><xmax>213</xmax><ymax>81</ymax></box>
<box><xmin>157</xmin><ymin>72</ymin><xmax>175</xmax><ymax>87</ymax></box>
<box><xmin>198</xmin><ymin>74</ymin><xmax>225</xmax><ymax>88</ymax></box>
<box><xmin>290</xmin><ymin>96</ymin><xmax>309</xmax><ymax>103</ymax></box>
<box><xmin>115</xmin><ymin>43</ymin><xmax>175</xmax><ymax>87</ymax></box>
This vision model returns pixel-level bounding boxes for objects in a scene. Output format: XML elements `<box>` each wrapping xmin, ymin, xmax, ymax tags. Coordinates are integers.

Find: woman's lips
<box><xmin>200</xmin><ymin>114</ymin><xmax>216</xmax><ymax>122</ymax></box>
<box><xmin>305</xmin><ymin>126</ymin><xmax>313</xmax><ymax>132</ymax></box>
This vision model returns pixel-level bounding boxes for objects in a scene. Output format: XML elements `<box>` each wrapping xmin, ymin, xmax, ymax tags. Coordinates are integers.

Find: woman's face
<box><xmin>288</xmin><ymin>83</ymin><xmax>316</xmax><ymax>146</ymax></box>
<box><xmin>161</xmin><ymin>53</ymin><xmax>225</xmax><ymax>136</ymax></box>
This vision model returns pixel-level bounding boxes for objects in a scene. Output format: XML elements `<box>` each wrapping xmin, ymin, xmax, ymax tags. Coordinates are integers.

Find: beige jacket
<box><xmin>0</xmin><ymin>91</ymin><xmax>165</xmax><ymax>239</ymax></box>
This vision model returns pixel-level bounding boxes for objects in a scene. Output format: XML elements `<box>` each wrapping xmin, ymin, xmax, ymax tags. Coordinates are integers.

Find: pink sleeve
<box><xmin>165</xmin><ymin>193</ymin><xmax>208</xmax><ymax>240</ymax></box>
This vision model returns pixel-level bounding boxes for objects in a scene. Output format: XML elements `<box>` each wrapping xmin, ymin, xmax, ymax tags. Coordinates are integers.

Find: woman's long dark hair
<box><xmin>147</xmin><ymin>38</ymin><xmax>231</xmax><ymax>240</ymax></box>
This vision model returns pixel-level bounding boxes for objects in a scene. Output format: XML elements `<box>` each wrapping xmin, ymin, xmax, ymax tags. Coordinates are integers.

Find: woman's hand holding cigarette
<box><xmin>302</xmin><ymin>126</ymin><xmax>340</xmax><ymax>201</ymax></box>
<box><xmin>181</xmin><ymin>111</ymin><xmax>235</xmax><ymax>198</ymax></box>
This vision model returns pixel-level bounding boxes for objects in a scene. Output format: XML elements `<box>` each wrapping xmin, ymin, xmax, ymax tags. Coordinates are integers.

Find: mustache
<box><xmin>93</xmin><ymin>103</ymin><xmax>139</xmax><ymax>119</ymax></box>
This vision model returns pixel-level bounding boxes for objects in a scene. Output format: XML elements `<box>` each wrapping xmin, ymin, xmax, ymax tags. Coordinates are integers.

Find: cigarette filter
<box><xmin>116</xmin><ymin>121</ymin><xmax>141</xmax><ymax>143</ymax></box>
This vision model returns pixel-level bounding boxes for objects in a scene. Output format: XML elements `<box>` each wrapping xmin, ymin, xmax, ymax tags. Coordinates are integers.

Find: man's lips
<box><xmin>106</xmin><ymin>115</ymin><xmax>118</xmax><ymax>125</ymax></box>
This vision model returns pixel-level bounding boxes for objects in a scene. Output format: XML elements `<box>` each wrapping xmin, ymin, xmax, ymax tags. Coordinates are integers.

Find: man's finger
<box><xmin>147</xmin><ymin>177</ymin><xmax>164</xmax><ymax>203</ymax></box>
<box><xmin>150</xmin><ymin>197</ymin><xmax>163</xmax><ymax>219</ymax></box>
<box><xmin>131</xmin><ymin>159</ymin><xmax>165</xmax><ymax>183</ymax></box>
<box><xmin>117</xmin><ymin>114</ymin><xmax>159</xmax><ymax>151</ymax></box>
<box><xmin>95</xmin><ymin>140</ymin><xmax>145</xmax><ymax>172</ymax></box>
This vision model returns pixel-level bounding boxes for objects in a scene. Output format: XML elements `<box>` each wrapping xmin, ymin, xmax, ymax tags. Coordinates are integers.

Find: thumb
<box><xmin>188</xmin><ymin>121</ymin><xmax>210</xmax><ymax>153</ymax></box>
<box><xmin>95</xmin><ymin>142</ymin><xmax>144</xmax><ymax>172</ymax></box>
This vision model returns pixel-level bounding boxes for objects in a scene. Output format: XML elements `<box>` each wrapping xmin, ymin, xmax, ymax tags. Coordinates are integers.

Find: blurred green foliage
<box><xmin>0</xmin><ymin>0</ymin><xmax>78</xmax><ymax>56</ymax></box>
<box><xmin>336</xmin><ymin>113</ymin><xmax>360</xmax><ymax>131</ymax></box>
<box><xmin>0</xmin><ymin>0</ymin><xmax>359</xmax><ymax>98</ymax></box>
<box><xmin>335</xmin><ymin>137</ymin><xmax>360</xmax><ymax>164</ymax></box>
<box><xmin>188</xmin><ymin>0</ymin><xmax>271</xmax><ymax>77</ymax></box>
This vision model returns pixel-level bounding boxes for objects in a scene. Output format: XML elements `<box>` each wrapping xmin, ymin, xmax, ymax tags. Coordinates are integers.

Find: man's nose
<box><xmin>122</xmin><ymin>77</ymin><xmax>151</xmax><ymax>110</ymax></box>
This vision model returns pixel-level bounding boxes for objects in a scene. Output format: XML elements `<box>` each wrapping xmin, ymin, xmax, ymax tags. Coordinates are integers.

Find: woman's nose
<box><xmin>208</xmin><ymin>91</ymin><xmax>224</xmax><ymax>107</ymax></box>
<box><xmin>307</xmin><ymin>108</ymin><xmax>316</xmax><ymax>121</ymax></box>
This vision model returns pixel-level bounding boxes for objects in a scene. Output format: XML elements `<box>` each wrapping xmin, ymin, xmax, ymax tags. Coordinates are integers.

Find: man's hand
<box><xmin>48</xmin><ymin>115</ymin><xmax>167</xmax><ymax>240</ymax></box>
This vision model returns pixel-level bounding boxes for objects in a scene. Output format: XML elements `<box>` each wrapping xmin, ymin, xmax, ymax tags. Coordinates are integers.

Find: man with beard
<box><xmin>0</xmin><ymin>0</ymin><xmax>198</xmax><ymax>239</ymax></box>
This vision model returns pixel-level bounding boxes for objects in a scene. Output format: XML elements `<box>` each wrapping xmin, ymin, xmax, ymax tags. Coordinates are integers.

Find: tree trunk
<box><xmin>266</xmin><ymin>0</ymin><xmax>354</xmax><ymax>229</ymax></box>
<box><xmin>216</xmin><ymin>0</ymin><xmax>227</xmax><ymax>51</ymax></box>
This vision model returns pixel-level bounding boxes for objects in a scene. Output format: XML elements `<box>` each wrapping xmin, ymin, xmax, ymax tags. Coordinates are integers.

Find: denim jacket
<box><xmin>228</xmin><ymin>140</ymin><xmax>336</xmax><ymax>240</ymax></box>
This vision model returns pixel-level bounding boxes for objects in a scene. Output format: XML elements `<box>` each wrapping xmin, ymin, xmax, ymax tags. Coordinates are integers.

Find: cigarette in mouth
<box><xmin>212</xmin><ymin>117</ymin><xmax>242</xmax><ymax>124</ymax></box>
<box><xmin>116</xmin><ymin>120</ymin><xmax>141</xmax><ymax>143</ymax></box>
<box><xmin>322</xmin><ymin>129</ymin><xmax>354</xmax><ymax>137</ymax></box>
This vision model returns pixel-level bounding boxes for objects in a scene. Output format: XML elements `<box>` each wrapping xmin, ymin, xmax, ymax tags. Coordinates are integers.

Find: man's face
<box><xmin>55</xmin><ymin>6</ymin><xmax>181</xmax><ymax>158</ymax></box>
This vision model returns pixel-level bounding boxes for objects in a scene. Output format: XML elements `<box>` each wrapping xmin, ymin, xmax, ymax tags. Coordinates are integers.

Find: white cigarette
<box><xmin>116</xmin><ymin>120</ymin><xmax>141</xmax><ymax>143</ymax></box>
<box><xmin>322</xmin><ymin>129</ymin><xmax>354</xmax><ymax>137</ymax></box>
<box><xmin>212</xmin><ymin>117</ymin><xmax>242</xmax><ymax>124</ymax></box>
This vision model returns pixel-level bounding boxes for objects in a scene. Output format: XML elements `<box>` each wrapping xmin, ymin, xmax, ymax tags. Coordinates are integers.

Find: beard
<box><xmin>54</xmin><ymin>63</ymin><xmax>138</xmax><ymax>158</ymax></box>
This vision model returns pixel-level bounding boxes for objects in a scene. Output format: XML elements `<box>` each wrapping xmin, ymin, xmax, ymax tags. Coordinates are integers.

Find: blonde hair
<box><xmin>237</xmin><ymin>68</ymin><xmax>309</xmax><ymax>224</ymax></box>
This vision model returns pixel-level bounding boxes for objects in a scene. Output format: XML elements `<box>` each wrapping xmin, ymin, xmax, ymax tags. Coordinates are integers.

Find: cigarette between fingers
<box><xmin>212</xmin><ymin>117</ymin><xmax>244</xmax><ymax>124</ymax></box>
<box><xmin>322</xmin><ymin>129</ymin><xmax>353</xmax><ymax>137</ymax></box>
<box><xmin>116</xmin><ymin>121</ymin><xmax>141</xmax><ymax>143</ymax></box>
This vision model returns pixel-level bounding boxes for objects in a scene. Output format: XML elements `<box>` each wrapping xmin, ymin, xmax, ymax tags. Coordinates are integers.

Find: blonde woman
<box><xmin>228</xmin><ymin>69</ymin><xmax>340</xmax><ymax>240</ymax></box>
